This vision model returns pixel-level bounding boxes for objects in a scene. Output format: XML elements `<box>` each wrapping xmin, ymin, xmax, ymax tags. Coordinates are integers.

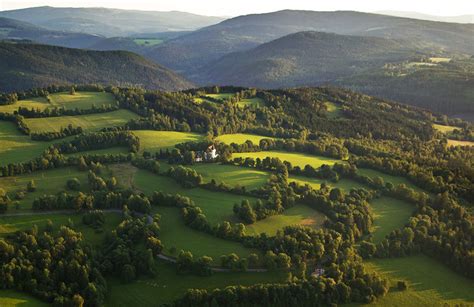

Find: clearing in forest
<box><xmin>232</xmin><ymin>151</ymin><xmax>341</xmax><ymax>169</ymax></box>
<box><xmin>23</xmin><ymin>109</ymin><xmax>139</xmax><ymax>133</ymax></box>
<box><xmin>215</xmin><ymin>133</ymin><xmax>276</xmax><ymax>145</ymax></box>
<box><xmin>365</xmin><ymin>255</ymin><xmax>474</xmax><ymax>306</ymax></box>
<box><xmin>131</xmin><ymin>130</ymin><xmax>205</xmax><ymax>153</ymax></box>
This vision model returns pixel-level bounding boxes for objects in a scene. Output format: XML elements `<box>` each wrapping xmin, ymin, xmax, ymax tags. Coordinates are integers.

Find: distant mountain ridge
<box><xmin>0</xmin><ymin>6</ymin><xmax>225</xmax><ymax>37</ymax></box>
<box><xmin>0</xmin><ymin>17</ymin><xmax>103</xmax><ymax>49</ymax></box>
<box><xmin>0</xmin><ymin>42</ymin><xmax>193</xmax><ymax>92</ymax></box>
<box><xmin>146</xmin><ymin>10</ymin><xmax>474</xmax><ymax>78</ymax></box>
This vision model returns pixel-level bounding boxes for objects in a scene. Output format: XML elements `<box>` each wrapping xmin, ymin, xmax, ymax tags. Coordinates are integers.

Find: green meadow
<box><xmin>24</xmin><ymin>109</ymin><xmax>139</xmax><ymax>133</ymax></box>
<box><xmin>204</xmin><ymin>93</ymin><xmax>235</xmax><ymax>101</ymax></box>
<box><xmin>245</xmin><ymin>204</ymin><xmax>326</xmax><ymax>236</ymax></box>
<box><xmin>433</xmin><ymin>124</ymin><xmax>458</xmax><ymax>134</ymax></box>
<box><xmin>0</xmin><ymin>167</ymin><xmax>90</xmax><ymax>211</ymax></box>
<box><xmin>0</xmin><ymin>212</ymin><xmax>123</xmax><ymax>246</ymax></box>
<box><xmin>134</xmin><ymin>169</ymin><xmax>261</xmax><ymax>225</ymax></box>
<box><xmin>447</xmin><ymin>139</ymin><xmax>474</xmax><ymax>147</ymax></box>
<box><xmin>215</xmin><ymin>133</ymin><xmax>276</xmax><ymax>145</ymax></box>
<box><xmin>325</xmin><ymin>101</ymin><xmax>343</xmax><ymax>118</ymax></box>
<box><xmin>190</xmin><ymin>163</ymin><xmax>270</xmax><ymax>190</ymax></box>
<box><xmin>357</xmin><ymin>168</ymin><xmax>425</xmax><ymax>193</ymax></box>
<box><xmin>369</xmin><ymin>196</ymin><xmax>414</xmax><ymax>243</ymax></box>
<box><xmin>66</xmin><ymin>147</ymin><xmax>130</xmax><ymax>157</ymax></box>
<box><xmin>131</xmin><ymin>130</ymin><xmax>205</xmax><ymax>153</ymax></box>
<box><xmin>154</xmin><ymin>206</ymin><xmax>260</xmax><ymax>262</ymax></box>
<box><xmin>365</xmin><ymin>255</ymin><xmax>474</xmax><ymax>306</ymax></box>
<box><xmin>237</xmin><ymin>97</ymin><xmax>265</xmax><ymax>108</ymax></box>
<box><xmin>0</xmin><ymin>289</ymin><xmax>47</xmax><ymax>307</ymax></box>
<box><xmin>0</xmin><ymin>120</ymin><xmax>71</xmax><ymax>165</ymax></box>
<box><xmin>0</xmin><ymin>92</ymin><xmax>116</xmax><ymax>114</ymax></box>
<box><xmin>0</xmin><ymin>96</ymin><xmax>49</xmax><ymax>113</ymax></box>
<box><xmin>289</xmin><ymin>175</ymin><xmax>369</xmax><ymax>192</ymax></box>
<box><xmin>232</xmin><ymin>151</ymin><xmax>342</xmax><ymax>168</ymax></box>
<box><xmin>105</xmin><ymin>259</ymin><xmax>288</xmax><ymax>306</ymax></box>
<box><xmin>133</xmin><ymin>38</ymin><xmax>164</xmax><ymax>46</ymax></box>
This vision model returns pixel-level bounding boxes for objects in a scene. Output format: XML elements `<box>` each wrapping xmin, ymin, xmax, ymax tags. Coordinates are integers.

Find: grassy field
<box><xmin>357</xmin><ymin>168</ymin><xmax>426</xmax><ymax>193</ymax></box>
<box><xmin>447</xmin><ymin>139</ymin><xmax>474</xmax><ymax>147</ymax></box>
<box><xmin>365</xmin><ymin>255</ymin><xmax>474</xmax><ymax>306</ymax></box>
<box><xmin>0</xmin><ymin>290</ymin><xmax>47</xmax><ymax>307</ymax></box>
<box><xmin>154</xmin><ymin>206</ymin><xmax>261</xmax><ymax>262</ymax></box>
<box><xmin>0</xmin><ymin>97</ymin><xmax>49</xmax><ymax>113</ymax></box>
<box><xmin>245</xmin><ymin>204</ymin><xmax>325</xmax><ymax>236</ymax></box>
<box><xmin>205</xmin><ymin>93</ymin><xmax>235</xmax><ymax>101</ymax></box>
<box><xmin>134</xmin><ymin>169</ymin><xmax>261</xmax><ymax>225</ymax></box>
<box><xmin>232</xmin><ymin>151</ymin><xmax>342</xmax><ymax>169</ymax></box>
<box><xmin>0</xmin><ymin>92</ymin><xmax>115</xmax><ymax>114</ymax></box>
<box><xmin>0</xmin><ymin>212</ymin><xmax>122</xmax><ymax>246</ymax></box>
<box><xmin>0</xmin><ymin>167</ymin><xmax>90</xmax><ymax>211</ymax></box>
<box><xmin>429</xmin><ymin>57</ymin><xmax>451</xmax><ymax>63</ymax></box>
<box><xmin>325</xmin><ymin>101</ymin><xmax>343</xmax><ymax>119</ymax></box>
<box><xmin>369</xmin><ymin>197</ymin><xmax>414</xmax><ymax>243</ymax></box>
<box><xmin>66</xmin><ymin>147</ymin><xmax>130</xmax><ymax>157</ymax></box>
<box><xmin>215</xmin><ymin>133</ymin><xmax>276</xmax><ymax>145</ymax></box>
<box><xmin>0</xmin><ymin>120</ymin><xmax>73</xmax><ymax>165</ymax></box>
<box><xmin>133</xmin><ymin>38</ymin><xmax>164</xmax><ymax>46</ymax></box>
<box><xmin>290</xmin><ymin>175</ymin><xmax>369</xmax><ymax>192</ymax></box>
<box><xmin>106</xmin><ymin>259</ymin><xmax>288</xmax><ymax>306</ymax></box>
<box><xmin>190</xmin><ymin>163</ymin><xmax>270</xmax><ymax>190</ymax></box>
<box><xmin>433</xmin><ymin>124</ymin><xmax>458</xmax><ymax>133</ymax></box>
<box><xmin>131</xmin><ymin>130</ymin><xmax>204</xmax><ymax>153</ymax></box>
<box><xmin>24</xmin><ymin>109</ymin><xmax>139</xmax><ymax>133</ymax></box>
<box><xmin>237</xmin><ymin>97</ymin><xmax>265</xmax><ymax>108</ymax></box>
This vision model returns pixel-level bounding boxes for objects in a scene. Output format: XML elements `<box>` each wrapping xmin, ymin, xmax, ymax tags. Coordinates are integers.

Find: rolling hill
<box><xmin>203</xmin><ymin>31</ymin><xmax>420</xmax><ymax>87</ymax></box>
<box><xmin>0</xmin><ymin>42</ymin><xmax>193</xmax><ymax>92</ymax></box>
<box><xmin>203</xmin><ymin>31</ymin><xmax>474</xmax><ymax>114</ymax></box>
<box><xmin>0</xmin><ymin>6</ymin><xmax>225</xmax><ymax>37</ymax></box>
<box><xmin>146</xmin><ymin>10</ymin><xmax>474</xmax><ymax>78</ymax></box>
<box><xmin>0</xmin><ymin>17</ymin><xmax>103</xmax><ymax>48</ymax></box>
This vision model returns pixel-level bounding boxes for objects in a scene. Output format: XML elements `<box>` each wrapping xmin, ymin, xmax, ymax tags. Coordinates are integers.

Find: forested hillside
<box><xmin>0</xmin><ymin>42</ymin><xmax>193</xmax><ymax>91</ymax></box>
<box><xmin>203</xmin><ymin>31</ymin><xmax>474</xmax><ymax>114</ymax></box>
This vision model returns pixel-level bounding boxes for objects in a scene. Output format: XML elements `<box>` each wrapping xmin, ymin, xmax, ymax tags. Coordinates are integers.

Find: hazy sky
<box><xmin>1</xmin><ymin>0</ymin><xmax>473</xmax><ymax>16</ymax></box>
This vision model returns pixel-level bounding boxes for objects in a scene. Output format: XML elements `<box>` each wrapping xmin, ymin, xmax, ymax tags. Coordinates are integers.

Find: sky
<box><xmin>1</xmin><ymin>0</ymin><xmax>473</xmax><ymax>17</ymax></box>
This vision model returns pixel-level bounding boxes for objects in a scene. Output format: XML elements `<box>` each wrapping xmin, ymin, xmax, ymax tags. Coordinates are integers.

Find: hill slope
<box><xmin>204</xmin><ymin>31</ymin><xmax>474</xmax><ymax>114</ymax></box>
<box><xmin>204</xmin><ymin>31</ymin><xmax>419</xmax><ymax>87</ymax></box>
<box><xmin>0</xmin><ymin>42</ymin><xmax>193</xmax><ymax>92</ymax></box>
<box><xmin>146</xmin><ymin>10</ymin><xmax>474</xmax><ymax>77</ymax></box>
<box><xmin>0</xmin><ymin>6</ymin><xmax>225</xmax><ymax>37</ymax></box>
<box><xmin>0</xmin><ymin>17</ymin><xmax>103</xmax><ymax>48</ymax></box>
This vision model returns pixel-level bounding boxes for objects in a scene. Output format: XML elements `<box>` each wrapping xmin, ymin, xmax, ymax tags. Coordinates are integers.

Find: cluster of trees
<box><xmin>99</xmin><ymin>216</ymin><xmax>162</xmax><ymax>283</ymax></box>
<box><xmin>167</xmin><ymin>165</ymin><xmax>203</xmax><ymax>188</ymax></box>
<box><xmin>16</xmin><ymin>102</ymin><xmax>119</xmax><ymax>118</ymax></box>
<box><xmin>82</xmin><ymin>209</ymin><xmax>106</xmax><ymax>230</ymax></box>
<box><xmin>176</xmin><ymin>251</ymin><xmax>213</xmax><ymax>276</ymax></box>
<box><xmin>296</xmin><ymin>185</ymin><xmax>375</xmax><ymax>241</ymax></box>
<box><xmin>0</xmin><ymin>92</ymin><xmax>18</xmax><ymax>105</ymax></box>
<box><xmin>31</xmin><ymin>124</ymin><xmax>83</xmax><ymax>141</ymax></box>
<box><xmin>54</xmin><ymin>131</ymin><xmax>140</xmax><ymax>154</ymax></box>
<box><xmin>0</xmin><ymin>225</ymin><xmax>107</xmax><ymax>305</ymax></box>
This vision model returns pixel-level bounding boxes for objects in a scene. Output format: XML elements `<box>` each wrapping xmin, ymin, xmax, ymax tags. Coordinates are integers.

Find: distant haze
<box><xmin>378</xmin><ymin>11</ymin><xmax>474</xmax><ymax>24</ymax></box>
<box><xmin>1</xmin><ymin>0</ymin><xmax>474</xmax><ymax>17</ymax></box>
